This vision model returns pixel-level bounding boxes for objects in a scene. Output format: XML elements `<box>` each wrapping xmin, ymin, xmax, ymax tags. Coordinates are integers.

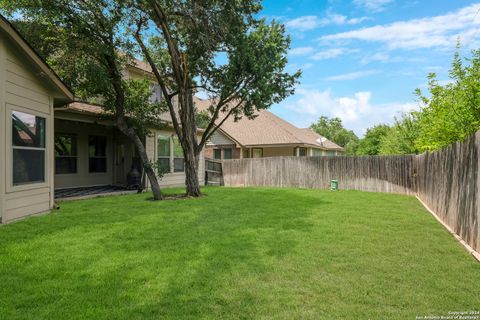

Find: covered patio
<box><xmin>54</xmin><ymin>185</ymin><xmax>137</xmax><ymax>200</ymax></box>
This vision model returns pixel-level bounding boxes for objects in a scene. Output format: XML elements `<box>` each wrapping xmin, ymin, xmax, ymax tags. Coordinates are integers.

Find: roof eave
<box><xmin>0</xmin><ymin>15</ymin><xmax>74</xmax><ymax>104</ymax></box>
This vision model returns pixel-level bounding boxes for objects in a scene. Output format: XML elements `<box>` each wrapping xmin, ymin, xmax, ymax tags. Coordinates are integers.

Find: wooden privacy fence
<box><xmin>221</xmin><ymin>131</ymin><xmax>480</xmax><ymax>252</ymax></box>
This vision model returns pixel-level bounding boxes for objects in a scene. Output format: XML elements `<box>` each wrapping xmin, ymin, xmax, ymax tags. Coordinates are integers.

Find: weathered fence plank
<box><xmin>221</xmin><ymin>131</ymin><xmax>480</xmax><ymax>252</ymax></box>
<box><xmin>223</xmin><ymin>155</ymin><xmax>417</xmax><ymax>195</ymax></box>
<box><xmin>415</xmin><ymin>131</ymin><xmax>479</xmax><ymax>252</ymax></box>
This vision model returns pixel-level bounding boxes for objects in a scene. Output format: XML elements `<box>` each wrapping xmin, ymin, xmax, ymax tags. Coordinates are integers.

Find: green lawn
<box><xmin>0</xmin><ymin>187</ymin><xmax>479</xmax><ymax>319</ymax></box>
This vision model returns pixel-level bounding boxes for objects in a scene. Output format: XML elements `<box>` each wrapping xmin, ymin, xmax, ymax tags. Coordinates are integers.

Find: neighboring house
<box><xmin>0</xmin><ymin>15</ymin><xmax>204</xmax><ymax>223</ymax></box>
<box><xmin>195</xmin><ymin>98</ymin><xmax>344</xmax><ymax>160</ymax></box>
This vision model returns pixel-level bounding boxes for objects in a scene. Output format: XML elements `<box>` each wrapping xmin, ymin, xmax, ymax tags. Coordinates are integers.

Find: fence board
<box><xmin>221</xmin><ymin>131</ymin><xmax>480</xmax><ymax>252</ymax></box>
<box><xmin>223</xmin><ymin>155</ymin><xmax>417</xmax><ymax>195</ymax></box>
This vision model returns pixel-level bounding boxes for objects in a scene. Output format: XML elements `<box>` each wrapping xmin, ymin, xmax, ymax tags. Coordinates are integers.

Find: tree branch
<box><xmin>133</xmin><ymin>19</ymin><xmax>184</xmax><ymax>140</ymax></box>
<box><xmin>197</xmin><ymin>99</ymin><xmax>244</xmax><ymax>152</ymax></box>
<box><xmin>148</xmin><ymin>0</ymin><xmax>185</xmax><ymax>87</ymax></box>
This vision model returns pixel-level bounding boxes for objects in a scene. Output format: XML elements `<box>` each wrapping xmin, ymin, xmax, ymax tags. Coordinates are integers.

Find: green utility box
<box><xmin>330</xmin><ymin>180</ymin><xmax>338</xmax><ymax>191</ymax></box>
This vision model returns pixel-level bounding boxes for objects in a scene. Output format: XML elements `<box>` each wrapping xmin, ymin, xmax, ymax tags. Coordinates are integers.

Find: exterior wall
<box><xmin>54</xmin><ymin>119</ymin><xmax>115</xmax><ymax>189</ymax></box>
<box><xmin>204</xmin><ymin>145</ymin><xmax>240</xmax><ymax>159</ymax></box>
<box><xmin>205</xmin><ymin>145</ymin><xmax>341</xmax><ymax>159</ymax></box>
<box><xmin>262</xmin><ymin>147</ymin><xmax>296</xmax><ymax>157</ymax></box>
<box><xmin>311</xmin><ymin>148</ymin><xmax>341</xmax><ymax>156</ymax></box>
<box><xmin>208</xmin><ymin>130</ymin><xmax>235</xmax><ymax>146</ymax></box>
<box><xmin>147</xmin><ymin>130</ymin><xmax>205</xmax><ymax>188</ymax></box>
<box><xmin>205</xmin><ymin>130</ymin><xmax>240</xmax><ymax>159</ymax></box>
<box><xmin>1</xmin><ymin>35</ymin><xmax>56</xmax><ymax>223</ymax></box>
<box><xmin>0</xmin><ymin>32</ymin><xmax>5</xmax><ymax>222</ymax></box>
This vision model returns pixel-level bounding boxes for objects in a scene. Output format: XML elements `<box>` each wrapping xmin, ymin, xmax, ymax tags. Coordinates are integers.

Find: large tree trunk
<box><xmin>179</xmin><ymin>88</ymin><xmax>202</xmax><ymax>197</ymax></box>
<box><xmin>117</xmin><ymin>121</ymin><xmax>163</xmax><ymax>200</ymax></box>
<box><xmin>184</xmin><ymin>147</ymin><xmax>201</xmax><ymax>197</ymax></box>
<box><xmin>103</xmin><ymin>52</ymin><xmax>163</xmax><ymax>201</ymax></box>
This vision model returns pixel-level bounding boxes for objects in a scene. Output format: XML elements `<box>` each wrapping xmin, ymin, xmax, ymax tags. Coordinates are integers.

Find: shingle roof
<box><xmin>194</xmin><ymin>97</ymin><xmax>344</xmax><ymax>151</ymax></box>
<box><xmin>130</xmin><ymin>58</ymin><xmax>153</xmax><ymax>73</ymax></box>
<box><xmin>66</xmin><ymin>102</ymin><xmax>106</xmax><ymax>115</ymax></box>
<box><xmin>62</xmin><ymin>101</ymin><xmax>206</xmax><ymax>133</ymax></box>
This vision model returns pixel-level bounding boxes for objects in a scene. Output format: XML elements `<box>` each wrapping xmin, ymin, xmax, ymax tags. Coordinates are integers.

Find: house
<box><xmin>0</xmin><ymin>15</ymin><xmax>204</xmax><ymax>223</ymax></box>
<box><xmin>194</xmin><ymin>98</ymin><xmax>344</xmax><ymax>160</ymax></box>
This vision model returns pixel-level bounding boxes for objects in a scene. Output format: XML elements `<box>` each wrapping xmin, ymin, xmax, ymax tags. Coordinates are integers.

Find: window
<box><xmin>298</xmin><ymin>147</ymin><xmax>307</xmax><ymax>157</ymax></box>
<box><xmin>252</xmin><ymin>148</ymin><xmax>263</xmax><ymax>158</ymax></box>
<box><xmin>214</xmin><ymin>149</ymin><xmax>221</xmax><ymax>160</ymax></box>
<box><xmin>157</xmin><ymin>135</ymin><xmax>171</xmax><ymax>173</ymax></box>
<box><xmin>89</xmin><ymin>136</ymin><xmax>107</xmax><ymax>173</ymax></box>
<box><xmin>312</xmin><ymin>149</ymin><xmax>324</xmax><ymax>157</ymax></box>
<box><xmin>12</xmin><ymin>111</ymin><xmax>46</xmax><ymax>185</ymax></box>
<box><xmin>173</xmin><ymin>137</ymin><xmax>184</xmax><ymax>172</ymax></box>
<box><xmin>223</xmin><ymin>148</ymin><xmax>232</xmax><ymax>160</ymax></box>
<box><xmin>242</xmin><ymin>149</ymin><xmax>250</xmax><ymax>159</ymax></box>
<box><xmin>55</xmin><ymin>134</ymin><xmax>77</xmax><ymax>174</ymax></box>
<box><xmin>150</xmin><ymin>84</ymin><xmax>162</xmax><ymax>104</ymax></box>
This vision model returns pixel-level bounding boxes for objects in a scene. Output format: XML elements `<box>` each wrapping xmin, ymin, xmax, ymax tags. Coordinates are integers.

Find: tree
<box><xmin>310</xmin><ymin>116</ymin><xmax>359</xmax><ymax>155</ymax></box>
<box><xmin>414</xmin><ymin>43</ymin><xmax>480</xmax><ymax>152</ymax></box>
<box><xmin>130</xmin><ymin>0</ymin><xmax>300</xmax><ymax>196</ymax></box>
<box><xmin>356</xmin><ymin>124</ymin><xmax>390</xmax><ymax>156</ymax></box>
<box><xmin>1</xmin><ymin>1</ymin><xmax>165</xmax><ymax>200</ymax></box>
<box><xmin>379</xmin><ymin>113</ymin><xmax>420</xmax><ymax>155</ymax></box>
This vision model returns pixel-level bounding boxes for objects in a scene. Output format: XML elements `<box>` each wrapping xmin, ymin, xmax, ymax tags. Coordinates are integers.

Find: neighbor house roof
<box><xmin>0</xmin><ymin>14</ymin><xmax>74</xmax><ymax>106</ymax></box>
<box><xmin>195</xmin><ymin>97</ymin><xmax>344</xmax><ymax>151</ymax></box>
<box><xmin>66</xmin><ymin>102</ymin><xmax>106</xmax><ymax>115</ymax></box>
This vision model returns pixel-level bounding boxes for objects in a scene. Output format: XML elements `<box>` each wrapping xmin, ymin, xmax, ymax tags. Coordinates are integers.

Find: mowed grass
<box><xmin>0</xmin><ymin>187</ymin><xmax>479</xmax><ymax>319</ymax></box>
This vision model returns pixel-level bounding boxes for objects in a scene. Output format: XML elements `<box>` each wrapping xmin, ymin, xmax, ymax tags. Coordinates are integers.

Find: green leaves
<box><xmin>414</xmin><ymin>44</ymin><xmax>480</xmax><ymax>152</ymax></box>
<box><xmin>356</xmin><ymin>124</ymin><xmax>390</xmax><ymax>156</ymax></box>
<box><xmin>379</xmin><ymin>113</ymin><xmax>419</xmax><ymax>155</ymax></box>
<box><xmin>310</xmin><ymin>116</ymin><xmax>359</xmax><ymax>155</ymax></box>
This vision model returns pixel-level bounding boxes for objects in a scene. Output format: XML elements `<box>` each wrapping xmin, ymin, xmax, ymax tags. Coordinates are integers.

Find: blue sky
<box><xmin>258</xmin><ymin>0</ymin><xmax>480</xmax><ymax>136</ymax></box>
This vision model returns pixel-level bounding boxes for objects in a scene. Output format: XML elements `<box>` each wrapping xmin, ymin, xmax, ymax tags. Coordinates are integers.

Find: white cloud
<box><xmin>286</xmin><ymin>16</ymin><xmax>319</xmax><ymax>31</ymax></box>
<box><xmin>361</xmin><ymin>52</ymin><xmax>390</xmax><ymax>64</ymax></box>
<box><xmin>311</xmin><ymin>48</ymin><xmax>347</xmax><ymax>60</ymax></box>
<box><xmin>289</xmin><ymin>47</ymin><xmax>315</xmax><ymax>56</ymax></box>
<box><xmin>286</xmin><ymin>12</ymin><xmax>368</xmax><ymax>31</ymax></box>
<box><xmin>354</xmin><ymin>0</ymin><xmax>394</xmax><ymax>12</ymax></box>
<box><xmin>321</xmin><ymin>3</ymin><xmax>480</xmax><ymax>50</ymax></box>
<box><xmin>282</xmin><ymin>89</ymin><xmax>417</xmax><ymax>135</ymax></box>
<box><xmin>321</xmin><ymin>12</ymin><xmax>369</xmax><ymax>26</ymax></box>
<box><xmin>325</xmin><ymin>70</ymin><xmax>379</xmax><ymax>81</ymax></box>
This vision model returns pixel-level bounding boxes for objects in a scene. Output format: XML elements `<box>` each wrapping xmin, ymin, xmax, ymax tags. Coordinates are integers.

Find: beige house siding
<box><xmin>262</xmin><ymin>147</ymin><xmax>296</xmax><ymax>157</ymax></box>
<box><xmin>208</xmin><ymin>130</ymin><xmax>236</xmax><ymax>146</ymax></box>
<box><xmin>54</xmin><ymin>119</ymin><xmax>115</xmax><ymax>189</ymax></box>
<box><xmin>0</xmin><ymin>33</ymin><xmax>6</xmax><ymax>222</ymax></box>
<box><xmin>1</xmin><ymin>36</ymin><xmax>56</xmax><ymax>223</ymax></box>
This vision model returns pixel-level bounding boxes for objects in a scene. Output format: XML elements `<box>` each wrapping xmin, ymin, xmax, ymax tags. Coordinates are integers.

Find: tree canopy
<box><xmin>309</xmin><ymin>116</ymin><xmax>359</xmax><ymax>155</ymax></box>
<box><xmin>414</xmin><ymin>45</ymin><xmax>480</xmax><ymax>152</ymax></box>
<box><xmin>355</xmin><ymin>124</ymin><xmax>390</xmax><ymax>156</ymax></box>
<box><xmin>1</xmin><ymin>0</ymin><xmax>299</xmax><ymax>197</ymax></box>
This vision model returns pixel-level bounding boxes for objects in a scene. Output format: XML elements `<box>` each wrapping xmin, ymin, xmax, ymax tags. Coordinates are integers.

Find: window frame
<box><xmin>172</xmin><ymin>136</ymin><xmax>185</xmax><ymax>173</ymax></box>
<box><xmin>298</xmin><ymin>147</ymin><xmax>307</xmax><ymax>157</ymax></box>
<box><xmin>149</xmin><ymin>83</ymin><xmax>163</xmax><ymax>104</ymax></box>
<box><xmin>223</xmin><ymin>148</ymin><xmax>233</xmax><ymax>160</ymax></box>
<box><xmin>88</xmin><ymin>135</ymin><xmax>108</xmax><ymax>173</ymax></box>
<box><xmin>156</xmin><ymin>133</ymin><xmax>186</xmax><ymax>175</ymax></box>
<box><xmin>252</xmin><ymin>148</ymin><xmax>263</xmax><ymax>158</ymax></box>
<box><xmin>54</xmin><ymin>133</ymin><xmax>78</xmax><ymax>175</ymax></box>
<box><xmin>7</xmin><ymin>106</ymin><xmax>49</xmax><ymax>192</ymax></box>
<box><xmin>214</xmin><ymin>148</ymin><xmax>222</xmax><ymax>160</ymax></box>
<box><xmin>157</xmin><ymin>134</ymin><xmax>171</xmax><ymax>174</ymax></box>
